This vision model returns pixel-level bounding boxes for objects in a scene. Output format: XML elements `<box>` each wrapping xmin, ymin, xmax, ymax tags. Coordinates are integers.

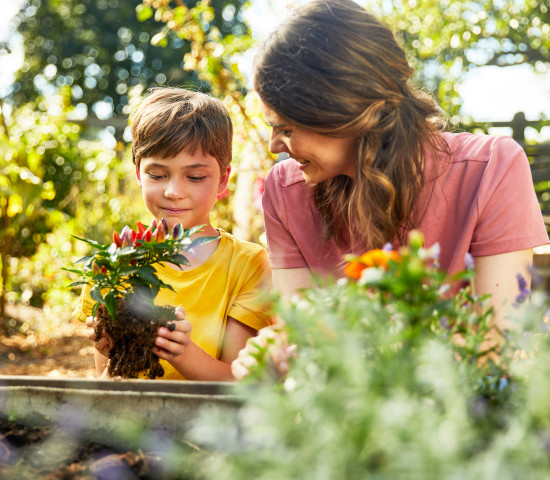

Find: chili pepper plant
<box><xmin>66</xmin><ymin>219</ymin><xmax>217</xmax><ymax>378</ymax></box>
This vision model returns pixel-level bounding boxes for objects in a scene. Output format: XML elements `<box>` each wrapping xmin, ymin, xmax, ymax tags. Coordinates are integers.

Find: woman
<box><xmin>258</xmin><ymin>0</ymin><xmax>546</xmax><ymax>308</ymax></box>
<box><xmin>232</xmin><ymin>0</ymin><xmax>548</xmax><ymax>379</ymax></box>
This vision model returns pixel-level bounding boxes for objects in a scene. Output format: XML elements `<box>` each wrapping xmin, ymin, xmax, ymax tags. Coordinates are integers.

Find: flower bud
<box><xmin>153</xmin><ymin>221</ymin><xmax>166</xmax><ymax>242</ymax></box>
<box><xmin>171</xmin><ymin>224</ymin><xmax>180</xmax><ymax>239</ymax></box>
<box><xmin>113</xmin><ymin>231</ymin><xmax>122</xmax><ymax>248</ymax></box>
<box><xmin>92</xmin><ymin>261</ymin><xmax>101</xmax><ymax>274</ymax></box>
<box><xmin>161</xmin><ymin>218</ymin><xmax>168</xmax><ymax>233</ymax></box>
<box><xmin>120</xmin><ymin>226</ymin><xmax>133</xmax><ymax>247</ymax></box>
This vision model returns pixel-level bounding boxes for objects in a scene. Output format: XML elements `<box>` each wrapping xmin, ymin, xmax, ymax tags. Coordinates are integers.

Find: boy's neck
<box><xmin>171</xmin><ymin>222</ymin><xmax>220</xmax><ymax>271</ymax></box>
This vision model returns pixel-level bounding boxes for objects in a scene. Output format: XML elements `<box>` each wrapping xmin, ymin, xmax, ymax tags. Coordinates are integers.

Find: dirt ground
<box><xmin>0</xmin><ymin>304</ymin><xmax>96</xmax><ymax>379</ymax></box>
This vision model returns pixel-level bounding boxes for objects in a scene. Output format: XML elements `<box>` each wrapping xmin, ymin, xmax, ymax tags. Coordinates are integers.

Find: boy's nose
<box><xmin>164</xmin><ymin>178</ymin><xmax>186</xmax><ymax>199</ymax></box>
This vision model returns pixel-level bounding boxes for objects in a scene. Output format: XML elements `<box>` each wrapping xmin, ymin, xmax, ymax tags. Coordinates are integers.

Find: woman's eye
<box><xmin>276</xmin><ymin>128</ymin><xmax>291</xmax><ymax>137</ymax></box>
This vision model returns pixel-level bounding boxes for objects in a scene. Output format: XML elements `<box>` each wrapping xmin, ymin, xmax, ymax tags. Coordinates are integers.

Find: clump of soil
<box><xmin>95</xmin><ymin>295</ymin><xmax>176</xmax><ymax>379</ymax></box>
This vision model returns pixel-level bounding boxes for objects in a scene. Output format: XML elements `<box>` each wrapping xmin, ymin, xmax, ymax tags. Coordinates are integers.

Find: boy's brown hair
<box><xmin>131</xmin><ymin>87</ymin><xmax>233</xmax><ymax>171</ymax></box>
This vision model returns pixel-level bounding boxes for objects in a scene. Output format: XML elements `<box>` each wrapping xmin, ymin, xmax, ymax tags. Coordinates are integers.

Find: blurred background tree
<box><xmin>0</xmin><ymin>0</ymin><xmax>548</xmax><ymax>330</ymax></box>
<box><xmin>8</xmin><ymin>0</ymin><xmax>249</xmax><ymax>120</ymax></box>
<box><xmin>364</xmin><ymin>0</ymin><xmax>550</xmax><ymax>120</ymax></box>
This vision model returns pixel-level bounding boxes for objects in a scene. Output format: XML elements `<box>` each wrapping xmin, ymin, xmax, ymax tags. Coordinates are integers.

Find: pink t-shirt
<box><xmin>262</xmin><ymin>132</ymin><xmax>549</xmax><ymax>278</ymax></box>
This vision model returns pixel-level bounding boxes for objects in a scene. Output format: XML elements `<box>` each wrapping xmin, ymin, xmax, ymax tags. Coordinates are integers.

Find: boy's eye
<box><xmin>147</xmin><ymin>173</ymin><xmax>165</xmax><ymax>180</ymax></box>
<box><xmin>189</xmin><ymin>176</ymin><xmax>206</xmax><ymax>182</ymax></box>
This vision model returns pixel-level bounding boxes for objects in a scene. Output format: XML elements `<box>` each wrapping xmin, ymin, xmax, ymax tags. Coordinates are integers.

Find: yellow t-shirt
<box><xmin>72</xmin><ymin>229</ymin><xmax>273</xmax><ymax>379</ymax></box>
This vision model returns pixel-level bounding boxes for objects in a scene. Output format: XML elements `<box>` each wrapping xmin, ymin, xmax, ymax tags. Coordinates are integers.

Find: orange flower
<box><xmin>345</xmin><ymin>261</ymin><xmax>366</xmax><ymax>279</ymax></box>
<box><xmin>359</xmin><ymin>249</ymin><xmax>399</xmax><ymax>270</ymax></box>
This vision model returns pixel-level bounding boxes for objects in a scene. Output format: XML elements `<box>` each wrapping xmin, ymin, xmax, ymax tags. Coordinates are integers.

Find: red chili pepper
<box><xmin>136</xmin><ymin>221</ymin><xmax>147</xmax><ymax>236</ymax></box>
<box><xmin>92</xmin><ymin>261</ymin><xmax>101</xmax><ymax>274</ymax></box>
<box><xmin>113</xmin><ymin>231</ymin><xmax>122</xmax><ymax>248</ymax></box>
<box><xmin>133</xmin><ymin>231</ymin><xmax>143</xmax><ymax>247</ymax></box>
<box><xmin>100</xmin><ymin>265</ymin><xmax>108</xmax><ymax>274</ymax></box>
<box><xmin>130</xmin><ymin>259</ymin><xmax>136</xmax><ymax>266</ymax></box>
<box><xmin>144</xmin><ymin>228</ymin><xmax>152</xmax><ymax>242</ymax></box>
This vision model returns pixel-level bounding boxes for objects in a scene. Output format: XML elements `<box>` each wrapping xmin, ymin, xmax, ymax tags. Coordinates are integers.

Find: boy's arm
<box><xmin>154</xmin><ymin>316</ymin><xmax>257</xmax><ymax>381</ymax></box>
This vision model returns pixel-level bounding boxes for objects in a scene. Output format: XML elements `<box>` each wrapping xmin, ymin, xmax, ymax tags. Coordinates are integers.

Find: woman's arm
<box><xmin>272</xmin><ymin>267</ymin><xmax>314</xmax><ymax>298</ymax></box>
<box><xmin>473</xmin><ymin>248</ymin><xmax>533</xmax><ymax>339</ymax></box>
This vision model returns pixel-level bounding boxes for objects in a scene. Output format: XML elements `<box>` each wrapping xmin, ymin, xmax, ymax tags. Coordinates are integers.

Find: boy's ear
<box><xmin>135</xmin><ymin>164</ymin><xmax>142</xmax><ymax>188</ymax></box>
<box><xmin>218</xmin><ymin>165</ymin><xmax>231</xmax><ymax>193</ymax></box>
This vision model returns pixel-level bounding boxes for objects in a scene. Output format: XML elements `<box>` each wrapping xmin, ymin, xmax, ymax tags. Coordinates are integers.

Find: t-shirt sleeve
<box><xmin>72</xmin><ymin>283</ymin><xmax>95</xmax><ymax>322</ymax></box>
<box><xmin>262</xmin><ymin>164</ymin><xmax>309</xmax><ymax>269</ymax></box>
<box><xmin>470</xmin><ymin>136</ymin><xmax>549</xmax><ymax>256</ymax></box>
<box><xmin>228</xmin><ymin>248</ymin><xmax>274</xmax><ymax>331</ymax></box>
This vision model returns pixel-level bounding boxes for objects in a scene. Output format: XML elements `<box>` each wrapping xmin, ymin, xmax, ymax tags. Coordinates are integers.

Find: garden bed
<box><xmin>0</xmin><ymin>377</ymin><xmax>241</xmax><ymax>479</ymax></box>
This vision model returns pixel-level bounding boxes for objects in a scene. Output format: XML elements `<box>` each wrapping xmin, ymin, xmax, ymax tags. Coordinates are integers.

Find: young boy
<box><xmin>73</xmin><ymin>87</ymin><xmax>272</xmax><ymax>381</ymax></box>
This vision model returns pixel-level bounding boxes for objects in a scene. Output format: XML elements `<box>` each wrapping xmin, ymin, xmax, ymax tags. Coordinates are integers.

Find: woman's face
<box><xmin>260</xmin><ymin>100</ymin><xmax>357</xmax><ymax>184</ymax></box>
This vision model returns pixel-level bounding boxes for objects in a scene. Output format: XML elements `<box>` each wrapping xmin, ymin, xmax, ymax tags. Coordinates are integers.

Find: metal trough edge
<box><xmin>0</xmin><ymin>376</ymin><xmax>243</xmax><ymax>446</ymax></box>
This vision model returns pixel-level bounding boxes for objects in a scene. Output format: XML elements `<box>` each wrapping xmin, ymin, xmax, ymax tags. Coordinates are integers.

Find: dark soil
<box><xmin>95</xmin><ymin>296</ymin><xmax>176</xmax><ymax>379</ymax></box>
<box><xmin>0</xmin><ymin>417</ymin><xmax>199</xmax><ymax>479</ymax></box>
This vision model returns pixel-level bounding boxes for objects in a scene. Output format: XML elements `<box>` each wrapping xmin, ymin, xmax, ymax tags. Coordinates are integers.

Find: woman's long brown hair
<box><xmin>254</xmin><ymin>0</ymin><xmax>448</xmax><ymax>250</ymax></box>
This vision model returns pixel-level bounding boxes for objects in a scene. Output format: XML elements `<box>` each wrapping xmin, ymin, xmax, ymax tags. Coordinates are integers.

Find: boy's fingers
<box><xmin>85</xmin><ymin>316</ymin><xmax>97</xmax><ymax>328</ymax></box>
<box><xmin>160</xmin><ymin>319</ymin><xmax>192</xmax><ymax>337</ymax></box>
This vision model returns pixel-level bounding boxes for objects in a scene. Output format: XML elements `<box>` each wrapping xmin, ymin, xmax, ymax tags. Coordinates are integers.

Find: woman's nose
<box><xmin>269</xmin><ymin>131</ymin><xmax>289</xmax><ymax>155</ymax></box>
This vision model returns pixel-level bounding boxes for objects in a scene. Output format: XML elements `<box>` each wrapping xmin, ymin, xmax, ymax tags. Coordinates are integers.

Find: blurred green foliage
<box><xmin>185</xmin><ymin>239</ymin><xmax>550</xmax><ymax>479</ymax></box>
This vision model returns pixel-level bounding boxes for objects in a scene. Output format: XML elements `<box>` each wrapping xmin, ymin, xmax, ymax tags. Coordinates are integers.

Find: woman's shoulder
<box><xmin>439</xmin><ymin>131</ymin><xmax>524</xmax><ymax>163</ymax></box>
<box><xmin>266</xmin><ymin>158</ymin><xmax>307</xmax><ymax>189</ymax></box>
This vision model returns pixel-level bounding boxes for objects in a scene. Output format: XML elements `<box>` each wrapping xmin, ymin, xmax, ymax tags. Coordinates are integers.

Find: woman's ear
<box><xmin>135</xmin><ymin>164</ymin><xmax>142</xmax><ymax>188</ymax></box>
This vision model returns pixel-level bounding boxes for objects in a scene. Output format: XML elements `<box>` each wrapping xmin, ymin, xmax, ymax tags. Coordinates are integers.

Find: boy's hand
<box><xmin>85</xmin><ymin>316</ymin><xmax>113</xmax><ymax>356</ymax></box>
<box><xmin>153</xmin><ymin>307</ymin><xmax>192</xmax><ymax>360</ymax></box>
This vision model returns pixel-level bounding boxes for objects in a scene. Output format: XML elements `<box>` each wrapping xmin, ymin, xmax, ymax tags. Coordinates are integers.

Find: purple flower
<box><xmin>514</xmin><ymin>273</ymin><xmax>530</xmax><ymax>306</ymax></box>
<box><xmin>516</xmin><ymin>272</ymin><xmax>528</xmax><ymax>292</ymax></box>
<box><xmin>464</xmin><ymin>252</ymin><xmax>475</xmax><ymax>271</ymax></box>
<box><xmin>440</xmin><ymin>316</ymin><xmax>451</xmax><ymax>331</ymax></box>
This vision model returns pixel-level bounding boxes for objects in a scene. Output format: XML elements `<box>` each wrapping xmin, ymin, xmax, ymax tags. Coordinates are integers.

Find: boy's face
<box><xmin>136</xmin><ymin>147</ymin><xmax>230</xmax><ymax>232</ymax></box>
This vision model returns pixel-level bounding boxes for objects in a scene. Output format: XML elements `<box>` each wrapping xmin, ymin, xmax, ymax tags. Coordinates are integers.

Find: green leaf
<box><xmin>90</xmin><ymin>285</ymin><xmax>104</xmax><ymax>304</ymax></box>
<box><xmin>104</xmin><ymin>290</ymin><xmax>117</xmax><ymax>320</ymax></box>
<box><xmin>188</xmin><ymin>235</ymin><xmax>219</xmax><ymax>250</ymax></box>
<box><xmin>67</xmin><ymin>280</ymin><xmax>90</xmax><ymax>288</ymax></box>
<box><xmin>135</xmin><ymin>267</ymin><xmax>160</xmax><ymax>286</ymax></box>
<box><xmin>72</xmin><ymin>235</ymin><xmax>106</xmax><ymax>249</ymax></box>
<box><xmin>74</xmin><ymin>254</ymin><xmax>96</xmax><ymax>265</ymax></box>
<box><xmin>169</xmin><ymin>253</ymin><xmax>190</xmax><ymax>266</ymax></box>
<box><xmin>62</xmin><ymin>267</ymin><xmax>85</xmax><ymax>275</ymax></box>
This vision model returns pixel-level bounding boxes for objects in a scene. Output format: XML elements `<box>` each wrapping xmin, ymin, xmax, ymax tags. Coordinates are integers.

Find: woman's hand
<box><xmin>232</xmin><ymin>324</ymin><xmax>296</xmax><ymax>381</ymax></box>
<box><xmin>152</xmin><ymin>307</ymin><xmax>192</xmax><ymax>361</ymax></box>
<box><xmin>85</xmin><ymin>316</ymin><xmax>113</xmax><ymax>356</ymax></box>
